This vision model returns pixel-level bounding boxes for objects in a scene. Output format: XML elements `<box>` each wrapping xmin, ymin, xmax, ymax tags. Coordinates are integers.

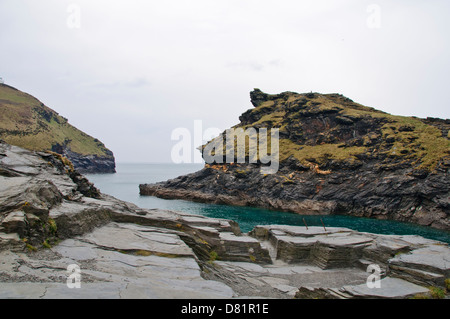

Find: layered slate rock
<box><xmin>250</xmin><ymin>225</ymin><xmax>373</xmax><ymax>268</ymax></box>
<box><xmin>0</xmin><ymin>226</ymin><xmax>234</xmax><ymax>299</ymax></box>
<box><xmin>248</xmin><ymin>225</ymin><xmax>449</xmax><ymax>298</ymax></box>
<box><xmin>295</xmin><ymin>278</ymin><xmax>429</xmax><ymax>299</ymax></box>
<box><xmin>140</xmin><ymin>89</ymin><xmax>450</xmax><ymax>230</ymax></box>
<box><xmin>0</xmin><ymin>142</ymin><xmax>269</xmax><ymax>298</ymax></box>
<box><xmin>0</xmin><ymin>142</ymin><xmax>449</xmax><ymax>299</ymax></box>
<box><xmin>388</xmin><ymin>244</ymin><xmax>450</xmax><ymax>287</ymax></box>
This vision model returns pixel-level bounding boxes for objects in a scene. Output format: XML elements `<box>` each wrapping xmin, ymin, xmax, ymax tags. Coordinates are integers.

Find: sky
<box><xmin>0</xmin><ymin>0</ymin><xmax>449</xmax><ymax>163</ymax></box>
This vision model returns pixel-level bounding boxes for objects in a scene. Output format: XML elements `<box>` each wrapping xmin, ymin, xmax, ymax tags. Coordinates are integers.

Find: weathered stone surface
<box><xmin>295</xmin><ymin>277</ymin><xmax>429</xmax><ymax>299</ymax></box>
<box><xmin>0</xmin><ymin>232</ymin><xmax>22</xmax><ymax>251</ymax></box>
<box><xmin>0</xmin><ymin>236</ymin><xmax>234</xmax><ymax>299</ymax></box>
<box><xmin>82</xmin><ymin>223</ymin><xmax>195</xmax><ymax>257</ymax></box>
<box><xmin>217</xmin><ymin>232</ymin><xmax>272</xmax><ymax>264</ymax></box>
<box><xmin>341</xmin><ymin>277</ymin><xmax>430</xmax><ymax>299</ymax></box>
<box><xmin>1</xmin><ymin>211</ymin><xmax>26</xmax><ymax>235</ymax></box>
<box><xmin>209</xmin><ymin>260</ymin><xmax>370</xmax><ymax>299</ymax></box>
<box><xmin>250</xmin><ymin>225</ymin><xmax>373</xmax><ymax>268</ymax></box>
<box><xmin>388</xmin><ymin>244</ymin><xmax>450</xmax><ymax>287</ymax></box>
<box><xmin>295</xmin><ymin>278</ymin><xmax>429</xmax><ymax>299</ymax></box>
<box><xmin>248</xmin><ymin>224</ymin><xmax>450</xmax><ymax>298</ymax></box>
<box><xmin>0</xmin><ymin>142</ymin><xmax>449</xmax><ymax>299</ymax></box>
<box><xmin>361</xmin><ymin>234</ymin><xmax>412</xmax><ymax>266</ymax></box>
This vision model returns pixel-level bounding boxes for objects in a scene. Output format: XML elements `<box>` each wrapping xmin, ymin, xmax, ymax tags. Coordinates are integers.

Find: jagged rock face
<box><xmin>64</xmin><ymin>148</ymin><xmax>116</xmax><ymax>174</ymax></box>
<box><xmin>140</xmin><ymin>89</ymin><xmax>450</xmax><ymax>230</ymax></box>
<box><xmin>0</xmin><ymin>141</ymin><xmax>101</xmax><ymax>247</ymax></box>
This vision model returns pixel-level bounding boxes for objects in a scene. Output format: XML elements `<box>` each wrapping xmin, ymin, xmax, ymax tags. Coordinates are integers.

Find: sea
<box><xmin>86</xmin><ymin>163</ymin><xmax>450</xmax><ymax>244</ymax></box>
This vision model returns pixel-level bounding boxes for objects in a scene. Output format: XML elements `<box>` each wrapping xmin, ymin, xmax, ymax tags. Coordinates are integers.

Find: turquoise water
<box><xmin>86</xmin><ymin>163</ymin><xmax>450</xmax><ymax>244</ymax></box>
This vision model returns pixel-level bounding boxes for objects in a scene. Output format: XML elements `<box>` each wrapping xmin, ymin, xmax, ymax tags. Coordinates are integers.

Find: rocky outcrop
<box><xmin>0</xmin><ymin>83</ymin><xmax>116</xmax><ymax>173</ymax></box>
<box><xmin>63</xmin><ymin>148</ymin><xmax>115</xmax><ymax>174</ymax></box>
<box><xmin>140</xmin><ymin>89</ymin><xmax>450</xmax><ymax>230</ymax></box>
<box><xmin>0</xmin><ymin>141</ymin><xmax>449</xmax><ymax>299</ymax></box>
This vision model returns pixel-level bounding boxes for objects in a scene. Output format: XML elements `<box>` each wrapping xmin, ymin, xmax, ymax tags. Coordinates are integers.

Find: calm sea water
<box><xmin>86</xmin><ymin>163</ymin><xmax>450</xmax><ymax>244</ymax></box>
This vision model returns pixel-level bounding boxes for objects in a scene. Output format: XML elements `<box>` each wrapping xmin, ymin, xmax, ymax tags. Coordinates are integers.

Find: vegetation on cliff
<box><xmin>0</xmin><ymin>84</ymin><xmax>115</xmax><ymax>173</ymax></box>
<box><xmin>226</xmin><ymin>89</ymin><xmax>450</xmax><ymax>171</ymax></box>
<box><xmin>141</xmin><ymin>89</ymin><xmax>450</xmax><ymax>230</ymax></box>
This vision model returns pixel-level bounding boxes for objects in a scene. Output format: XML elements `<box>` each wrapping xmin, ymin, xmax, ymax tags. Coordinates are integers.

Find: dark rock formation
<box><xmin>140</xmin><ymin>89</ymin><xmax>450</xmax><ymax>230</ymax></box>
<box><xmin>64</xmin><ymin>148</ymin><xmax>115</xmax><ymax>174</ymax></box>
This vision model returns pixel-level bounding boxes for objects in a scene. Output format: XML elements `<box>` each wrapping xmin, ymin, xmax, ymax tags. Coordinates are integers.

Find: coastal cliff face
<box><xmin>0</xmin><ymin>141</ymin><xmax>449</xmax><ymax>299</ymax></box>
<box><xmin>140</xmin><ymin>89</ymin><xmax>450</xmax><ymax>230</ymax></box>
<box><xmin>0</xmin><ymin>84</ymin><xmax>115</xmax><ymax>173</ymax></box>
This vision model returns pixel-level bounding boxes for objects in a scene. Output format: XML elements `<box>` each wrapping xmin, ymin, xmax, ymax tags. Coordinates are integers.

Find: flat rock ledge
<box><xmin>0</xmin><ymin>141</ymin><xmax>449</xmax><ymax>299</ymax></box>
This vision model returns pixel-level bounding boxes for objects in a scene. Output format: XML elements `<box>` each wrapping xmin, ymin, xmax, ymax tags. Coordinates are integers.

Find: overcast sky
<box><xmin>1</xmin><ymin>0</ymin><xmax>449</xmax><ymax>163</ymax></box>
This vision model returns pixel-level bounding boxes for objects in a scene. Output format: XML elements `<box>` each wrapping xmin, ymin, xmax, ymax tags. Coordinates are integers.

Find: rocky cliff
<box><xmin>0</xmin><ymin>141</ymin><xmax>449</xmax><ymax>299</ymax></box>
<box><xmin>0</xmin><ymin>84</ymin><xmax>115</xmax><ymax>173</ymax></box>
<box><xmin>140</xmin><ymin>89</ymin><xmax>450</xmax><ymax>230</ymax></box>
